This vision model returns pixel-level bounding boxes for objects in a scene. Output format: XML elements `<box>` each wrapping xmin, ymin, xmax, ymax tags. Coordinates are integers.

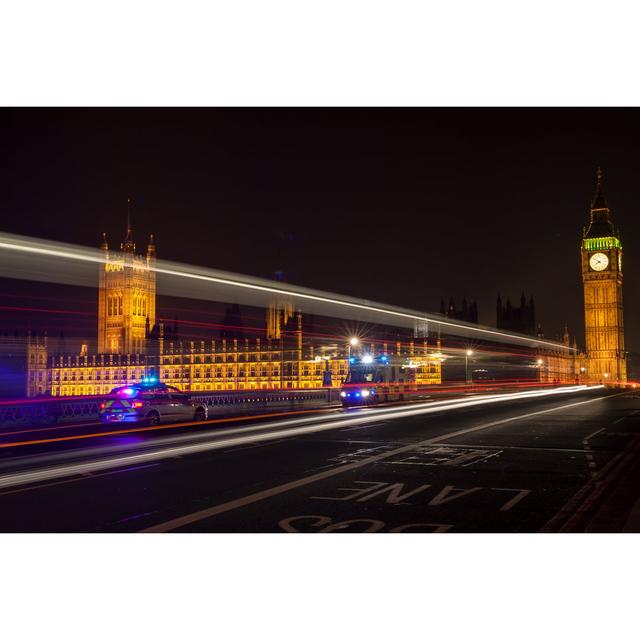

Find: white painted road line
<box><xmin>582</xmin><ymin>427</ymin><xmax>605</xmax><ymax>478</ymax></box>
<box><xmin>141</xmin><ymin>391</ymin><xmax>615</xmax><ymax>532</ymax></box>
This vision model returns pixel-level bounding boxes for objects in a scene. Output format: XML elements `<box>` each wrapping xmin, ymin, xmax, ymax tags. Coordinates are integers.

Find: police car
<box><xmin>99</xmin><ymin>379</ymin><xmax>208</xmax><ymax>426</ymax></box>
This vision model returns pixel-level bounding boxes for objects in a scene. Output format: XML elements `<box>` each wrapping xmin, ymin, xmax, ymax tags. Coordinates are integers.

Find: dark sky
<box><xmin>2</xmin><ymin>108</ymin><xmax>639</xmax><ymax>351</ymax></box>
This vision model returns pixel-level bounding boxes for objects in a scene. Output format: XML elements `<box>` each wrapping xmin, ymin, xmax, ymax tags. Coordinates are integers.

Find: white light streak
<box><xmin>0</xmin><ymin>232</ymin><xmax>574</xmax><ymax>350</ymax></box>
<box><xmin>0</xmin><ymin>385</ymin><xmax>601</xmax><ymax>490</ymax></box>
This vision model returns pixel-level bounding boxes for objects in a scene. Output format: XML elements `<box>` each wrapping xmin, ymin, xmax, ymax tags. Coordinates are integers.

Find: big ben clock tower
<box><xmin>581</xmin><ymin>168</ymin><xmax>626</xmax><ymax>384</ymax></box>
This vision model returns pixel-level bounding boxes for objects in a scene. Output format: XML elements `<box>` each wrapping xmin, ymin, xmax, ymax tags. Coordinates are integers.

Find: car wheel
<box><xmin>194</xmin><ymin>407</ymin><xmax>206</xmax><ymax>422</ymax></box>
<box><xmin>146</xmin><ymin>411</ymin><xmax>160</xmax><ymax>426</ymax></box>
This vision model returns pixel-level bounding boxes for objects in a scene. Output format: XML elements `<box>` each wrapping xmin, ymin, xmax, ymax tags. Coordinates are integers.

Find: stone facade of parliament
<box><xmin>23</xmin><ymin>222</ymin><xmax>442</xmax><ymax>397</ymax></box>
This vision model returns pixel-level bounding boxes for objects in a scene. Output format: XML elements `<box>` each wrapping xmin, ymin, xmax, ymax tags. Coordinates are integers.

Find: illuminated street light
<box><xmin>465</xmin><ymin>349</ymin><xmax>474</xmax><ymax>385</ymax></box>
<box><xmin>347</xmin><ymin>336</ymin><xmax>360</xmax><ymax>366</ymax></box>
<box><xmin>537</xmin><ymin>359</ymin><xmax>544</xmax><ymax>365</ymax></box>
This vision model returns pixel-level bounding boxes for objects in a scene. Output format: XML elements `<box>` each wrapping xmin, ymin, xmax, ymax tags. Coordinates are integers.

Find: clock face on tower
<box><xmin>589</xmin><ymin>252</ymin><xmax>609</xmax><ymax>271</ymax></box>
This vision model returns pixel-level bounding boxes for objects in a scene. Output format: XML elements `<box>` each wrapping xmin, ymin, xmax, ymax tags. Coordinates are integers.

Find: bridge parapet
<box><xmin>0</xmin><ymin>388</ymin><xmax>342</xmax><ymax>428</ymax></box>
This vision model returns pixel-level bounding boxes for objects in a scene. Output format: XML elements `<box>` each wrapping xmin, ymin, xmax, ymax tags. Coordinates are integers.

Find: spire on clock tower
<box><xmin>585</xmin><ymin>167</ymin><xmax>617</xmax><ymax>239</ymax></box>
<box><xmin>591</xmin><ymin>166</ymin><xmax>608</xmax><ymax>211</ymax></box>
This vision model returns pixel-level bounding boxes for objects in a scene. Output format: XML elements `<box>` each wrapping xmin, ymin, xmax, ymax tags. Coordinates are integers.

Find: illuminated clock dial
<box><xmin>589</xmin><ymin>252</ymin><xmax>609</xmax><ymax>271</ymax></box>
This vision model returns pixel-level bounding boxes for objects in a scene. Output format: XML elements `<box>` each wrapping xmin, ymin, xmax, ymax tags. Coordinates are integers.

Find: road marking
<box><xmin>390</xmin><ymin>523</ymin><xmax>453</xmax><ymax>533</ymax></box>
<box><xmin>312</xmin><ymin>480</ymin><xmax>530</xmax><ymax>511</ymax></box>
<box><xmin>541</xmin><ymin>431</ymin><xmax>640</xmax><ymax>532</ymax></box>
<box><xmin>491</xmin><ymin>488</ymin><xmax>531</xmax><ymax>511</ymax></box>
<box><xmin>277</xmin><ymin>514</ymin><xmax>453</xmax><ymax>533</ymax></box>
<box><xmin>428</xmin><ymin>485</ymin><xmax>482</xmax><ymax>506</ymax></box>
<box><xmin>321</xmin><ymin>518</ymin><xmax>386</xmax><ymax>533</ymax></box>
<box><xmin>340</xmin><ymin>422</ymin><xmax>387</xmax><ymax>432</ymax></box>
<box><xmin>141</xmin><ymin>392</ymin><xmax>616</xmax><ymax>532</ymax></box>
<box><xmin>385</xmin><ymin>446</ymin><xmax>503</xmax><ymax>468</ymax></box>
<box><xmin>582</xmin><ymin>427</ymin><xmax>605</xmax><ymax>478</ymax></box>
<box><xmin>612</xmin><ymin>416</ymin><xmax>626</xmax><ymax>425</ymax></box>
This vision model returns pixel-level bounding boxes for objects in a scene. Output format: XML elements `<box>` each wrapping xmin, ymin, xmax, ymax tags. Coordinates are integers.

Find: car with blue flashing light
<box><xmin>99</xmin><ymin>379</ymin><xmax>208</xmax><ymax>426</ymax></box>
<box><xmin>340</xmin><ymin>354</ymin><xmax>431</xmax><ymax>406</ymax></box>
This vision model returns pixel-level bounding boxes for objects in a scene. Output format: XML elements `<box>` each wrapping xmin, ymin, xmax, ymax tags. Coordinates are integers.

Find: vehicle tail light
<box><xmin>99</xmin><ymin>402</ymin><xmax>106</xmax><ymax>409</ymax></box>
<box><xmin>132</xmin><ymin>401</ymin><xmax>143</xmax><ymax>408</ymax></box>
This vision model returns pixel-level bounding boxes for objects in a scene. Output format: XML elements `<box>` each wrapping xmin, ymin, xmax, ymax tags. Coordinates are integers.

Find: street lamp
<box><xmin>465</xmin><ymin>349</ymin><xmax>473</xmax><ymax>385</ymax></box>
<box><xmin>347</xmin><ymin>337</ymin><xmax>360</xmax><ymax>365</ymax></box>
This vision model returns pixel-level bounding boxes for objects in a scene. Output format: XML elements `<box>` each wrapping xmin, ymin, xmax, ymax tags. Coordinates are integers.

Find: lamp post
<box><xmin>465</xmin><ymin>349</ymin><xmax>473</xmax><ymax>385</ymax></box>
<box><xmin>347</xmin><ymin>337</ymin><xmax>359</xmax><ymax>362</ymax></box>
<box><xmin>345</xmin><ymin>337</ymin><xmax>360</xmax><ymax>384</ymax></box>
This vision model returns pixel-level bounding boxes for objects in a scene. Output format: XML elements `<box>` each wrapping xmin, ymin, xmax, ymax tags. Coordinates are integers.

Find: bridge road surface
<box><xmin>0</xmin><ymin>387</ymin><xmax>639</xmax><ymax>532</ymax></box>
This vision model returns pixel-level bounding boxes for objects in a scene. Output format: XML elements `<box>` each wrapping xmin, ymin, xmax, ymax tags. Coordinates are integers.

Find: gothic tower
<box><xmin>581</xmin><ymin>168</ymin><xmax>626</xmax><ymax>383</ymax></box>
<box><xmin>97</xmin><ymin>202</ymin><xmax>157</xmax><ymax>354</ymax></box>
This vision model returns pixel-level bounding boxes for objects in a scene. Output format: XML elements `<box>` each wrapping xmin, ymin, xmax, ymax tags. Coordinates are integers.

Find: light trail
<box><xmin>0</xmin><ymin>232</ymin><xmax>574</xmax><ymax>350</ymax></box>
<box><xmin>0</xmin><ymin>385</ymin><xmax>601</xmax><ymax>490</ymax></box>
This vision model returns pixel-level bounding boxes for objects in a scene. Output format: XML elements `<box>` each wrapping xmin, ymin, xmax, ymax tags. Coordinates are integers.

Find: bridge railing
<box><xmin>0</xmin><ymin>388</ymin><xmax>343</xmax><ymax>428</ymax></box>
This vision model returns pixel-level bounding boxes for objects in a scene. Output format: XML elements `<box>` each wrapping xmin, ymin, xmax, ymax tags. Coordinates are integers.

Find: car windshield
<box><xmin>346</xmin><ymin>370</ymin><xmax>375</xmax><ymax>384</ymax></box>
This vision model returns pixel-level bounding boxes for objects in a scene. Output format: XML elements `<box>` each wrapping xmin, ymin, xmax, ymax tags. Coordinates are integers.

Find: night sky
<box><xmin>2</xmin><ymin>108</ymin><xmax>639</xmax><ymax>351</ymax></box>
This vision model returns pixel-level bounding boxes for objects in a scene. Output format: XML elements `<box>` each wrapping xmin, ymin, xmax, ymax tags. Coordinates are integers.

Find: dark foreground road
<box><xmin>1</xmin><ymin>386</ymin><xmax>639</xmax><ymax>532</ymax></box>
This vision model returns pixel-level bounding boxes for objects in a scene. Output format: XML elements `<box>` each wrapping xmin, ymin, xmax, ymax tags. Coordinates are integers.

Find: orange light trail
<box><xmin>0</xmin><ymin>407</ymin><xmax>333</xmax><ymax>449</ymax></box>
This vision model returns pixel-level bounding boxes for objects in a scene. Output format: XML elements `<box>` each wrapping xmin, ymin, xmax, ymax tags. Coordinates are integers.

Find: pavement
<box><xmin>0</xmin><ymin>386</ymin><xmax>638</xmax><ymax>532</ymax></box>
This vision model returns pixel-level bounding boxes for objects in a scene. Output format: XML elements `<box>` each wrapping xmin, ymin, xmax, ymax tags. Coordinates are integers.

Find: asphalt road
<box><xmin>1</xmin><ymin>386</ymin><xmax>638</xmax><ymax>532</ymax></box>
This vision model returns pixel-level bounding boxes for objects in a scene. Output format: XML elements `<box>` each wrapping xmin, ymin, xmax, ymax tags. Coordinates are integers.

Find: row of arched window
<box><xmin>133</xmin><ymin>294</ymin><xmax>148</xmax><ymax>316</ymax></box>
<box><xmin>106</xmin><ymin>294</ymin><xmax>148</xmax><ymax>316</ymax></box>
<box><xmin>107</xmin><ymin>295</ymin><xmax>123</xmax><ymax>316</ymax></box>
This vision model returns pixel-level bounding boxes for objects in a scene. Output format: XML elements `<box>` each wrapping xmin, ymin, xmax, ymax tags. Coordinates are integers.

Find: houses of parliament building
<box><xmin>23</xmin><ymin>219</ymin><xmax>442</xmax><ymax>397</ymax></box>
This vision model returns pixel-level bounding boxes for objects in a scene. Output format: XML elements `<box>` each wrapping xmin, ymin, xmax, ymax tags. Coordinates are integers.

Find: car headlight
<box><xmin>361</xmin><ymin>389</ymin><xmax>370</xmax><ymax>397</ymax></box>
<box><xmin>340</xmin><ymin>391</ymin><xmax>346</xmax><ymax>397</ymax></box>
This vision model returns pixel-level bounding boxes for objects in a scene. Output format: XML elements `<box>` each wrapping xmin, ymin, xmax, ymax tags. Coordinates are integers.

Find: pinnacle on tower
<box><xmin>122</xmin><ymin>198</ymin><xmax>136</xmax><ymax>252</ymax></box>
<box><xmin>585</xmin><ymin>167</ymin><xmax>616</xmax><ymax>238</ymax></box>
<box><xmin>147</xmin><ymin>233</ymin><xmax>156</xmax><ymax>258</ymax></box>
<box><xmin>590</xmin><ymin>167</ymin><xmax>608</xmax><ymax>211</ymax></box>
<box><xmin>101</xmin><ymin>232</ymin><xmax>108</xmax><ymax>251</ymax></box>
